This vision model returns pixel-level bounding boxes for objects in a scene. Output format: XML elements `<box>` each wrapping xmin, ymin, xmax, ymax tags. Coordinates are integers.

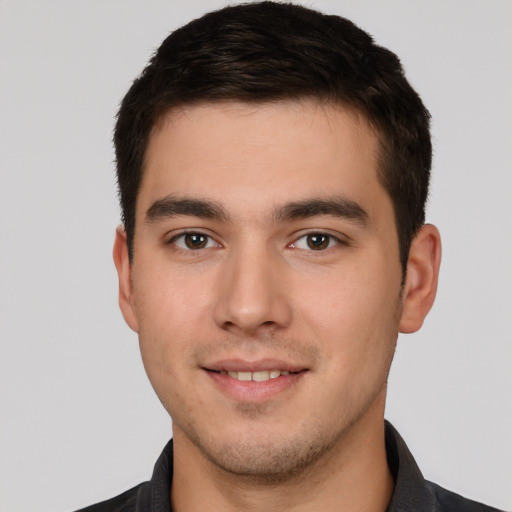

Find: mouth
<box><xmin>208</xmin><ymin>369</ymin><xmax>296</xmax><ymax>382</ymax></box>
<box><xmin>202</xmin><ymin>360</ymin><xmax>308</xmax><ymax>401</ymax></box>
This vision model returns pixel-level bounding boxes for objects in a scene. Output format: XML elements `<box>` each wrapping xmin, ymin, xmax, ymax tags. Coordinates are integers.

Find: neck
<box><xmin>171</xmin><ymin>396</ymin><xmax>394</xmax><ymax>512</ymax></box>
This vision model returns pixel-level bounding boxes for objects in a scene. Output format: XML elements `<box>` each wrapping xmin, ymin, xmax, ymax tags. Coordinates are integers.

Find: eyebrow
<box><xmin>145</xmin><ymin>195</ymin><xmax>368</xmax><ymax>226</ymax></box>
<box><xmin>145</xmin><ymin>196</ymin><xmax>229</xmax><ymax>223</ymax></box>
<box><xmin>273</xmin><ymin>197</ymin><xmax>369</xmax><ymax>226</ymax></box>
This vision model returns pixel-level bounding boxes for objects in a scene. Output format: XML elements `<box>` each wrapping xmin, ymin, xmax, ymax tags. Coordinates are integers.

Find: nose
<box><xmin>213</xmin><ymin>244</ymin><xmax>293</xmax><ymax>336</ymax></box>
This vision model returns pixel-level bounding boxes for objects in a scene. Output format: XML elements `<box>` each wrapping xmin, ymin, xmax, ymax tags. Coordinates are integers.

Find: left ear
<box><xmin>399</xmin><ymin>224</ymin><xmax>442</xmax><ymax>333</ymax></box>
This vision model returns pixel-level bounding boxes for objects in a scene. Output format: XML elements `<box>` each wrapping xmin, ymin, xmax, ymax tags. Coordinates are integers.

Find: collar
<box><xmin>384</xmin><ymin>420</ymin><xmax>438</xmax><ymax>511</ymax></box>
<box><xmin>134</xmin><ymin>422</ymin><xmax>485</xmax><ymax>511</ymax></box>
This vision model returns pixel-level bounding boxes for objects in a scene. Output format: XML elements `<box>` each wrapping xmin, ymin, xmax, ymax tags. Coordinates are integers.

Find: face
<box><xmin>116</xmin><ymin>100</ymin><xmax>413</xmax><ymax>479</ymax></box>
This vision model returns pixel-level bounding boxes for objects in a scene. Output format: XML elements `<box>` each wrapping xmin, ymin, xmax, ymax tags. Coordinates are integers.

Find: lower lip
<box><xmin>205</xmin><ymin>370</ymin><xmax>306</xmax><ymax>402</ymax></box>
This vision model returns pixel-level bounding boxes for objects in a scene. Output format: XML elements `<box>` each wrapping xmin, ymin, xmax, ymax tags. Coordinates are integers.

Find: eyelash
<box><xmin>167</xmin><ymin>231</ymin><xmax>346</xmax><ymax>252</ymax></box>
<box><xmin>168</xmin><ymin>231</ymin><xmax>221</xmax><ymax>251</ymax></box>
<box><xmin>289</xmin><ymin>233</ymin><xmax>344</xmax><ymax>251</ymax></box>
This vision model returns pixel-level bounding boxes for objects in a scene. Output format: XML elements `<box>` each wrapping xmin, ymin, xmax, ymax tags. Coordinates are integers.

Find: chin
<box><xmin>181</xmin><ymin>417</ymin><xmax>342</xmax><ymax>483</ymax></box>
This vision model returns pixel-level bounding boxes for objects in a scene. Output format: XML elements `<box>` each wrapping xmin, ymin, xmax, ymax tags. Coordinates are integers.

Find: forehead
<box><xmin>140</xmin><ymin>100</ymin><xmax>386</xmax><ymax>219</ymax></box>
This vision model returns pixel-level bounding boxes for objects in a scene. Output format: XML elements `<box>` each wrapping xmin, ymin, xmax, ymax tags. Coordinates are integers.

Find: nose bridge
<box><xmin>213</xmin><ymin>238</ymin><xmax>291</xmax><ymax>334</ymax></box>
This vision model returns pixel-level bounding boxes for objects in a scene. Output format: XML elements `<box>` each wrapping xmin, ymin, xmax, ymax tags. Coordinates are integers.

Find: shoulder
<box><xmin>427</xmin><ymin>481</ymin><xmax>505</xmax><ymax>512</ymax></box>
<box><xmin>73</xmin><ymin>483</ymin><xmax>145</xmax><ymax>512</ymax></box>
<box><xmin>72</xmin><ymin>439</ymin><xmax>174</xmax><ymax>512</ymax></box>
<box><xmin>384</xmin><ymin>422</ymin><xmax>505</xmax><ymax>512</ymax></box>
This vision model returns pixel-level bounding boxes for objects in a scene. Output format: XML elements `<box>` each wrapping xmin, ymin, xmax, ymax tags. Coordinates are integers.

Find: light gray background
<box><xmin>1</xmin><ymin>1</ymin><xmax>511</xmax><ymax>511</ymax></box>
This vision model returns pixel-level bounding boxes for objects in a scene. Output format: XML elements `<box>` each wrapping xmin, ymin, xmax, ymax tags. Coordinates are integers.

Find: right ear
<box><xmin>113</xmin><ymin>226</ymin><xmax>139</xmax><ymax>332</ymax></box>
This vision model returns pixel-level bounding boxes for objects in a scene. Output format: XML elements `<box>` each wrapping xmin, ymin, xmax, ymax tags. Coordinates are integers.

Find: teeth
<box><xmin>253</xmin><ymin>371</ymin><xmax>270</xmax><ymax>382</ymax></box>
<box><xmin>223</xmin><ymin>370</ymin><xmax>291</xmax><ymax>382</ymax></box>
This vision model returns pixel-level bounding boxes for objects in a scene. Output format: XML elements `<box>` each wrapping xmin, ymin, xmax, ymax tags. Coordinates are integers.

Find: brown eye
<box><xmin>290</xmin><ymin>233</ymin><xmax>340</xmax><ymax>251</ymax></box>
<box><xmin>171</xmin><ymin>232</ymin><xmax>218</xmax><ymax>250</ymax></box>
<box><xmin>184</xmin><ymin>233</ymin><xmax>208</xmax><ymax>249</ymax></box>
<box><xmin>306</xmin><ymin>234</ymin><xmax>330</xmax><ymax>250</ymax></box>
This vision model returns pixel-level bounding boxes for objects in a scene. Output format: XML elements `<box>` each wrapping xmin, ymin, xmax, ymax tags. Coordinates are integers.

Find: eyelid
<box><xmin>166</xmin><ymin>229</ymin><xmax>222</xmax><ymax>250</ymax></box>
<box><xmin>289</xmin><ymin>230</ymin><xmax>350</xmax><ymax>250</ymax></box>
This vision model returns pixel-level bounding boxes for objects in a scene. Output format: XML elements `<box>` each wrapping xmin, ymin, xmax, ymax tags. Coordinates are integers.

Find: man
<box><xmin>78</xmin><ymin>2</ymin><xmax>502</xmax><ymax>511</ymax></box>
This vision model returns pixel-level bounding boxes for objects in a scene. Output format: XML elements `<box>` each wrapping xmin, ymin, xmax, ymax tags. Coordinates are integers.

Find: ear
<box><xmin>399</xmin><ymin>224</ymin><xmax>442</xmax><ymax>333</ymax></box>
<box><xmin>113</xmin><ymin>226</ymin><xmax>139</xmax><ymax>332</ymax></box>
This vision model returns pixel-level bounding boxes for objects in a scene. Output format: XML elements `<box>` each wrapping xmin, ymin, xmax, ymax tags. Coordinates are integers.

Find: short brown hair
<box><xmin>114</xmin><ymin>1</ymin><xmax>431</xmax><ymax>272</ymax></box>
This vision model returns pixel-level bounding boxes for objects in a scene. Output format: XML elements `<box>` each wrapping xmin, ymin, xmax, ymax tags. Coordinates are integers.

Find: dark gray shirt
<box><xmin>76</xmin><ymin>422</ymin><xmax>504</xmax><ymax>511</ymax></box>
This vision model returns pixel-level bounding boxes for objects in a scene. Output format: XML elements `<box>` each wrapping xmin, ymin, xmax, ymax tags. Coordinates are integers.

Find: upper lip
<box><xmin>203</xmin><ymin>358</ymin><xmax>308</xmax><ymax>373</ymax></box>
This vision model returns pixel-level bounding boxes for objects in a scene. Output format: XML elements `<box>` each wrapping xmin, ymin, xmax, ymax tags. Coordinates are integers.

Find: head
<box><xmin>112</xmin><ymin>1</ymin><xmax>441</xmax><ymax>487</ymax></box>
<box><xmin>114</xmin><ymin>1</ymin><xmax>431</xmax><ymax>274</ymax></box>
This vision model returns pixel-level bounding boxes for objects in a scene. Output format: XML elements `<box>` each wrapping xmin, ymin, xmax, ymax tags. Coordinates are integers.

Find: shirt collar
<box><xmin>385</xmin><ymin>420</ymin><xmax>438</xmax><ymax>511</ymax></box>
<box><xmin>140</xmin><ymin>421</ymin><xmax>437</xmax><ymax>511</ymax></box>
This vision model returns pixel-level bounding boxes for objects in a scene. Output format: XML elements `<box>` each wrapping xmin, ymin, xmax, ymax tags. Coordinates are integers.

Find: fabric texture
<box><xmin>75</xmin><ymin>422</ymin><xmax>504</xmax><ymax>512</ymax></box>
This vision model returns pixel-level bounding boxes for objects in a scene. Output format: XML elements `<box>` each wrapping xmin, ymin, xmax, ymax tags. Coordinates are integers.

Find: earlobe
<box><xmin>113</xmin><ymin>226</ymin><xmax>140</xmax><ymax>333</ymax></box>
<box><xmin>399</xmin><ymin>224</ymin><xmax>442</xmax><ymax>334</ymax></box>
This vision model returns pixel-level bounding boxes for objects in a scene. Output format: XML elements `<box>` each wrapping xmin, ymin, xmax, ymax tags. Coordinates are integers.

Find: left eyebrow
<box><xmin>273</xmin><ymin>197</ymin><xmax>369</xmax><ymax>226</ymax></box>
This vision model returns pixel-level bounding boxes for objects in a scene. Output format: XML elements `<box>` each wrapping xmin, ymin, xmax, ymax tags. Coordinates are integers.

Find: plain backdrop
<box><xmin>0</xmin><ymin>1</ymin><xmax>511</xmax><ymax>511</ymax></box>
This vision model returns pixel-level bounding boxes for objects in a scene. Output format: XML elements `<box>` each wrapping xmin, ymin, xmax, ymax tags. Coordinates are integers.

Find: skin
<box><xmin>114</xmin><ymin>100</ymin><xmax>441</xmax><ymax>511</ymax></box>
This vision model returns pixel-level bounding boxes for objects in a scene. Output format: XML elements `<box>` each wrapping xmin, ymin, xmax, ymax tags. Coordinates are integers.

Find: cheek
<box><xmin>133</xmin><ymin>272</ymin><xmax>210</xmax><ymax>419</ymax></box>
<box><xmin>132</xmin><ymin>266</ymin><xmax>212</xmax><ymax>379</ymax></box>
<box><xmin>296</xmin><ymin>256</ymin><xmax>401</xmax><ymax>368</ymax></box>
<box><xmin>134</xmin><ymin>259</ymin><xmax>211</xmax><ymax>327</ymax></box>
<box><xmin>302</xmin><ymin>260</ymin><xmax>399</xmax><ymax>323</ymax></box>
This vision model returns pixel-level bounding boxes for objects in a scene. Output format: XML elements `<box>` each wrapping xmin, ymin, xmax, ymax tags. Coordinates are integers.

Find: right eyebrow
<box><xmin>145</xmin><ymin>195</ymin><xmax>229</xmax><ymax>224</ymax></box>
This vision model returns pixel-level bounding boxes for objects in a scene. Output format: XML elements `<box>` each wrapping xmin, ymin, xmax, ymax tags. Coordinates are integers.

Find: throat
<box><xmin>170</xmin><ymin>419</ymin><xmax>394</xmax><ymax>512</ymax></box>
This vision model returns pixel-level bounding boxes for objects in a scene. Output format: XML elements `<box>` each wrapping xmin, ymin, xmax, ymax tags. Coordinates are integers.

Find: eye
<box><xmin>171</xmin><ymin>232</ymin><xmax>220</xmax><ymax>250</ymax></box>
<box><xmin>291</xmin><ymin>233</ymin><xmax>340</xmax><ymax>251</ymax></box>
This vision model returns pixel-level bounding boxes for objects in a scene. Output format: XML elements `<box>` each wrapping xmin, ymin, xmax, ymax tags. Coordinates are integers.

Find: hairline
<box><xmin>130</xmin><ymin>97</ymin><xmax>403</xmax><ymax>263</ymax></box>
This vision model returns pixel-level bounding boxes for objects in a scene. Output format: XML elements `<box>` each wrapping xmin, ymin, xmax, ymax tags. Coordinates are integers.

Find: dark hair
<box><xmin>114</xmin><ymin>1</ymin><xmax>431</xmax><ymax>272</ymax></box>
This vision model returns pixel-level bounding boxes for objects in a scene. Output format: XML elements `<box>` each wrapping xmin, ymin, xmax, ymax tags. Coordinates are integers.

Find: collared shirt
<box><xmin>76</xmin><ymin>422</ymin><xmax>504</xmax><ymax>511</ymax></box>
